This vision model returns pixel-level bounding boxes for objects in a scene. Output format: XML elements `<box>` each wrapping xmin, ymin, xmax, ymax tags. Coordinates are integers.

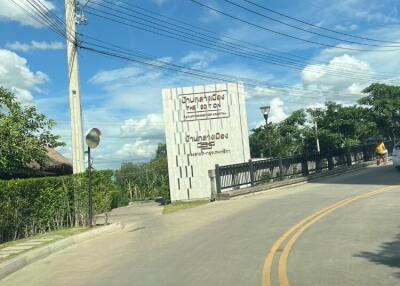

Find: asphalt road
<box><xmin>1</xmin><ymin>165</ymin><xmax>399</xmax><ymax>286</ymax></box>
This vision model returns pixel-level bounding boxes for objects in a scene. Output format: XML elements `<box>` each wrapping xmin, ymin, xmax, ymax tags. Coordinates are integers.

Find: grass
<box><xmin>0</xmin><ymin>227</ymin><xmax>88</xmax><ymax>263</ymax></box>
<box><xmin>163</xmin><ymin>200</ymin><xmax>209</xmax><ymax>214</ymax></box>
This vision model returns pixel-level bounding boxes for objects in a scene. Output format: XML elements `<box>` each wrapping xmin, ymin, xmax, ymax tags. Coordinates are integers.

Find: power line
<box><xmin>189</xmin><ymin>0</ymin><xmax>400</xmax><ymax>52</ymax></box>
<box><xmin>221</xmin><ymin>0</ymin><xmax>400</xmax><ymax>48</ymax></box>
<box><xmin>237</xmin><ymin>0</ymin><xmax>400</xmax><ymax>44</ymax></box>
<box><xmin>9</xmin><ymin>0</ymin><xmax>65</xmax><ymax>38</ymax></box>
<box><xmin>15</xmin><ymin>0</ymin><xmax>400</xmax><ymax>83</ymax></box>
<box><xmin>13</xmin><ymin>0</ymin><xmax>396</xmax><ymax>100</ymax></box>
<box><xmin>84</xmin><ymin>7</ymin><xmax>396</xmax><ymax>82</ymax></box>
<box><xmin>78</xmin><ymin>39</ymin><xmax>377</xmax><ymax>99</ymax></box>
<box><xmin>29</xmin><ymin>0</ymin><xmax>65</xmax><ymax>32</ymax></box>
<box><xmin>25</xmin><ymin>0</ymin><xmax>81</xmax><ymax>92</ymax></box>
<box><xmin>98</xmin><ymin>0</ymin><xmax>316</xmax><ymax>63</ymax></box>
<box><xmin>77</xmin><ymin>38</ymin><xmax>360</xmax><ymax>98</ymax></box>
<box><xmin>89</xmin><ymin>0</ymin><xmax>400</xmax><ymax>78</ymax></box>
<box><xmin>85</xmin><ymin>7</ymin><xmax>323</xmax><ymax>73</ymax></box>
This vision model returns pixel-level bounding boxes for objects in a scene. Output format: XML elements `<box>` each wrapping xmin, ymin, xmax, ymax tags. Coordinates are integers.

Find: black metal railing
<box><xmin>215</xmin><ymin>142</ymin><xmax>393</xmax><ymax>193</ymax></box>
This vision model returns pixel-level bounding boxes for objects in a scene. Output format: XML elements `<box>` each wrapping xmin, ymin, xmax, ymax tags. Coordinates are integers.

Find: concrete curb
<box><xmin>0</xmin><ymin>222</ymin><xmax>125</xmax><ymax>280</ymax></box>
<box><xmin>218</xmin><ymin>161</ymin><xmax>377</xmax><ymax>199</ymax></box>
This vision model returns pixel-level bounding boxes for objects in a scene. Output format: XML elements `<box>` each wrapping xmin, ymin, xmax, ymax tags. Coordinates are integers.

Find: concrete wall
<box><xmin>162</xmin><ymin>82</ymin><xmax>250</xmax><ymax>201</ymax></box>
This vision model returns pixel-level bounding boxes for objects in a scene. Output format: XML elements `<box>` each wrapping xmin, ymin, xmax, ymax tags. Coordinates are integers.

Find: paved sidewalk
<box><xmin>95</xmin><ymin>201</ymin><xmax>163</xmax><ymax>226</ymax></box>
<box><xmin>0</xmin><ymin>236</ymin><xmax>62</xmax><ymax>259</ymax></box>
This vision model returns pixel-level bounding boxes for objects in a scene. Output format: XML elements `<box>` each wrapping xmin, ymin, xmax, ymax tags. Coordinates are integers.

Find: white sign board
<box><xmin>162</xmin><ymin>82</ymin><xmax>250</xmax><ymax>201</ymax></box>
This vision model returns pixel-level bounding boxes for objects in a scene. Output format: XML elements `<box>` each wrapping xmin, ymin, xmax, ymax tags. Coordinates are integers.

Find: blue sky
<box><xmin>1</xmin><ymin>0</ymin><xmax>400</xmax><ymax>169</ymax></box>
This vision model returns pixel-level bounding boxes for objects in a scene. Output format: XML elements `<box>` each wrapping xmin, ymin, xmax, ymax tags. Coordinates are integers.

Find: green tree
<box><xmin>114</xmin><ymin>143</ymin><xmax>170</xmax><ymax>205</ymax></box>
<box><xmin>306</xmin><ymin>102</ymin><xmax>376</xmax><ymax>151</ymax></box>
<box><xmin>359</xmin><ymin>83</ymin><xmax>400</xmax><ymax>141</ymax></box>
<box><xmin>250</xmin><ymin>110</ymin><xmax>308</xmax><ymax>157</ymax></box>
<box><xmin>249</xmin><ymin>101</ymin><xmax>380</xmax><ymax>157</ymax></box>
<box><xmin>149</xmin><ymin>144</ymin><xmax>169</xmax><ymax>203</ymax></box>
<box><xmin>154</xmin><ymin>143</ymin><xmax>167</xmax><ymax>160</ymax></box>
<box><xmin>0</xmin><ymin>87</ymin><xmax>64</xmax><ymax>176</ymax></box>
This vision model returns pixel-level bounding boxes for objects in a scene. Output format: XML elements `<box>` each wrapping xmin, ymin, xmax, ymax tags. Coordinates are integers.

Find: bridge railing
<box><xmin>215</xmin><ymin>142</ymin><xmax>393</xmax><ymax>193</ymax></box>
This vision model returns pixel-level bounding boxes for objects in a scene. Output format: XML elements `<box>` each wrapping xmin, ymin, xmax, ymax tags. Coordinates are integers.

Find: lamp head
<box><xmin>260</xmin><ymin>105</ymin><xmax>271</xmax><ymax>121</ymax></box>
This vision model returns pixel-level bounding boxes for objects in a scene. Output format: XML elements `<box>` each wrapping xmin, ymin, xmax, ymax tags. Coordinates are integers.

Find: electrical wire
<box><xmin>11</xmin><ymin>0</ymin><xmax>396</xmax><ymax>101</ymax></box>
<box><xmin>85</xmin><ymin>3</ymin><xmax>400</xmax><ymax>82</ymax></box>
<box><xmin>84</xmin><ymin>8</ymin><xmax>394</xmax><ymax>83</ymax></box>
<box><xmin>238</xmin><ymin>0</ymin><xmax>400</xmax><ymax>44</ymax></box>
<box><xmin>189</xmin><ymin>0</ymin><xmax>400</xmax><ymax>52</ymax></box>
<box><xmin>220</xmin><ymin>0</ymin><xmax>400</xmax><ymax>48</ymax></box>
<box><xmin>14</xmin><ymin>0</ymin><xmax>400</xmax><ymax>84</ymax></box>
<box><xmin>78</xmin><ymin>39</ymin><xmax>377</xmax><ymax>99</ymax></box>
<box><xmin>9</xmin><ymin>0</ymin><xmax>65</xmax><ymax>38</ymax></box>
<box><xmin>90</xmin><ymin>0</ymin><xmax>400</xmax><ymax>77</ymax></box>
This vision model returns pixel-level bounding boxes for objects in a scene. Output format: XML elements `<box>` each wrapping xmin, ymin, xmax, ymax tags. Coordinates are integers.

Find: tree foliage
<box><xmin>358</xmin><ymin>83</ymin><xmax>400</xmax><ymax>140</ymax></box>
<box><xmin>250</xmin><ymin>83</ymin><xmax>399</xmax><ymax>157</ymax></box>
<box><xmin>114</xmin><ymin>143</ymin><xmax>170</xmax><ymax>205</ymax></box>
<box><xmin>0</xmin><ymin>87</ymin><xmax>64</xmax><ymax>175</ymax></box>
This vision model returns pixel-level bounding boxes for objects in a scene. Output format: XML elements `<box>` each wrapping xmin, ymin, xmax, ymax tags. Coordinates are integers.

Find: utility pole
<box><xmin>314</xmin><ymin>121</ymin><xmax>321</xmax><ymax>153</ymax></box>
<box><xmin>65</xmin><ymin>0</ymin><xmax>85</xmax><ymax>173</ymax></box>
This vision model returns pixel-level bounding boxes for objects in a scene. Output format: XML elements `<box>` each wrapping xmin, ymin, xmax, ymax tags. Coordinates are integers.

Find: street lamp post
<box><xmin>260</xmin><ymin>106</ymin><xmax>272</xmax><ymax>158</ymax></box>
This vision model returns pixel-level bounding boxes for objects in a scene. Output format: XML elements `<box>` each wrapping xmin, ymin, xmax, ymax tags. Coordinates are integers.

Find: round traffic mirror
<box><xmin>86</xmin><ymin>128</ymin><xmax>101</xmax><ymax>149</ymax></box>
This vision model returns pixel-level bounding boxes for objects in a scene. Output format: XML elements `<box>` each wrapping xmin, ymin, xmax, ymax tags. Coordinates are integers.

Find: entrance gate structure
<box><xmin>162</xmin><ymin>82</ymin><xmax>250</xmax><ymax>201</ymax></box>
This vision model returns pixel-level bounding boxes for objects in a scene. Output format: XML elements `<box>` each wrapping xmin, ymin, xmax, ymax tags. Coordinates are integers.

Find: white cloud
<box><xmin>90</xmin><ymin>65</ymin><xmax>163</xmax><ymax>87</ymax></box>
<box><xmin>153</xmin><ymin>0</ymin><xmax>168</xmax><ymax>6</ymax></box>
<box><xmin>0</xmin><ymin>49</ymin><xmax>48</xmax><ymax>104</ymax></box>
<box><xmin>120</xmin><ymin>113</ymin><xmax>164</xmax><ymax>139</ymax></box>
<box><xmin>333</xmin><ymin>24</ymin><xmax>358</xmax><ymax>31</ymax></box>
<box><xmin>198</xmin><ymin>1</ymin><xmax>223</xmax><ymax>23</ymax></box>
<box><xmin>269</xmin><ymin>97</ymin><xmax>287</xmax><ymax>123</ymax></box>
<box><xmin>6</xmin><ymin>40</ymin><xmax>64</xmax><ymax>52</ymax></box>
<box><xmin>302</xmin><ymin>54</ymin><xmax>374</xmax><ymax>94</ymax></box>
<box><xmin>307</xmin><ymin>102</ymin><xmax>326</xmax><ymax>110</ymax></box>
<box><xmin>251</xmin><ymin>86</ymin><xmax>288</xmax><ymax>99</ymax></box>
<box><xmin>0</xmin><ymin>0</ymin><xmax>56</xmax><ymax>27</ymax></box>
<box><xmin>180</xmin><ymin>51</ymin><xmax>218</xmax><ymax>69</ymax></box>
<box><xmin>115</xmin><ymin>113</ymin><xmax>165</xmax><ymax>161</ymax></box>
<box><xmin>332</xmin><ymin>0</ymin><xmax>399</xmax><ymax>24</ymax></box>
<box><xmin>116</xmin><ymin>139</ymin><xmax>160</xmax><ymax>159</ymax></box>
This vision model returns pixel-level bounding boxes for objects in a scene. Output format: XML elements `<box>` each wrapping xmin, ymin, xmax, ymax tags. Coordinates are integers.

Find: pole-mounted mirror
<box><xmin>86</xmin><ymin>128</ymin><xmax>101</xmax><ymax>149</ymax></box>
<box><xmin>85</xmin><ymin>128</ymin><xmax>101</xmax><ymax>228</ymax></box>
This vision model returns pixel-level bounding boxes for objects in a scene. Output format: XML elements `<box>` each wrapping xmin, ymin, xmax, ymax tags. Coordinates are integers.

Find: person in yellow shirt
<box><xmin>375</xmin><ymin>140</ymin><xmax>387</xmax><ymax>165</ymax></box>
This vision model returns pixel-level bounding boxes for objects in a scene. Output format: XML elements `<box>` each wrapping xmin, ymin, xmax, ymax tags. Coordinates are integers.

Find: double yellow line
<box><xmin>262</xmin><ymin>185</ymin><xmax>397</xmax><ymax>286</ymax></box>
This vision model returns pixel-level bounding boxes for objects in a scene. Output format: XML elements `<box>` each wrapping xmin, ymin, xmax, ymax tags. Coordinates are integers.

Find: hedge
<box><xmin>0</xmin><ymin>170</ymin><xmax>117</xmax><ymax>243</ymax></box>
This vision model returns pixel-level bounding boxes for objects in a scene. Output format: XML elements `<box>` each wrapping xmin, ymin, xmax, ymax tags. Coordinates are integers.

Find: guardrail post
<box><xmin>301</xmin><ymin>155</ymin><xmax>309</xmax><ymax>176</ymax></box>
<box><xmin>278</xmin><ymin>156</ymin><xmax>284</xmax><ymax>180</ymax></box>
<box><xmin>316</xmin><ymin>152</ymin><xmax>322</xmax><ymax>173</ymax></box>
<box><xmin>249</xmin><ymin>159</ymin><xmax>255</xmax><ymax>187</ymax></box>
<box><xmin>327</xmin><ymin>150</ymin><xmax>334</xmax><ymax>170</ymax></box>
<box><xmin>208</xmin><ymin>169</ymin><xmax>217</xmax><ymax>201</ymax></box>
<box><xmin>362</xmin><ymin>145</ymin><xmax>369</xmax><ymax>162</ymax></box>
<box><xmin>215</xmin><ymin>164</ymin><xmax>221</xmax><ymax>194</ymax></box>
<box><xmin>346</xmin><ymin>146</ymin><xmax>352</xmax><ymax>166</ymax></box>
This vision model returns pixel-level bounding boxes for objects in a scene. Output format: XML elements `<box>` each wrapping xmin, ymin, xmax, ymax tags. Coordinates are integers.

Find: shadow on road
<box><xmin>354</xmin><ymin>232</ymin><xmax>400</xmax><ymax>279</ymax></box>
<box><xmin>309</xmin><ymin>165</ymin><xmax>400</xmax><ymax>186</ymax></box>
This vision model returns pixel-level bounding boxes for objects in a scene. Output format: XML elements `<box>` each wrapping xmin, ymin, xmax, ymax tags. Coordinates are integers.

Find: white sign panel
<box><xmin>162</xmin><ymin>82</ymin><xmax>250</xmax><ymax>201</ymax></box>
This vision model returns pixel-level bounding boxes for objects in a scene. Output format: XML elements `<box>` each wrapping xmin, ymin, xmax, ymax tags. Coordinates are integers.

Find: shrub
<box><xmin>0</xmin><ymin>170</ymin><xmax>117</xmax><ymax>243</ymax></box>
